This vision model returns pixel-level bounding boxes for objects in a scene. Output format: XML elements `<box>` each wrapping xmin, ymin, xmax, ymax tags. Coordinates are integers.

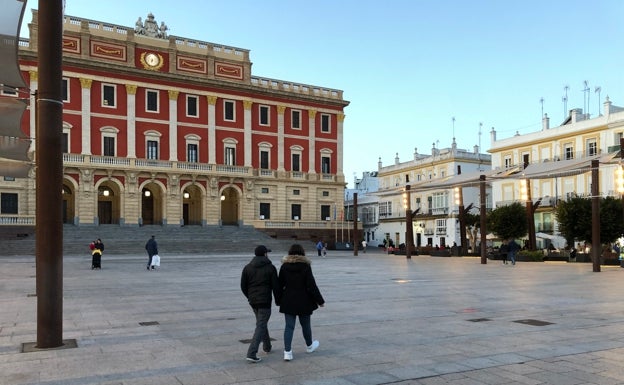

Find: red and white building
<box><xmin>1</xmin><ymin>11</ymin><xmax>349</xmax><ymax>230</ymax></box>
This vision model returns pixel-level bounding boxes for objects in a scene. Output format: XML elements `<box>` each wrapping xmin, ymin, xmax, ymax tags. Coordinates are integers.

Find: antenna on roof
<box><xmin>583</xmin><ymin>80</ymin><xmax>590</xmax><ymax>118</ymax></box>
<box><xmin>452</xmin><ymin>116</ymin><xmax>456</xmax><ymax>139</ymax></box>
<box><xmin>562</xmin><ymin>85</ymin><xmax>569</xmax><ymax>120</ymax></box>
<box><xmin>595</xmin><ymin>86</ymin><xmax>602</xmax><ymax>116</ymax></box>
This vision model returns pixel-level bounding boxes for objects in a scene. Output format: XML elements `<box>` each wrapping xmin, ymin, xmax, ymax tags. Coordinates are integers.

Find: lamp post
<box><xmin>403</xmin><ymin>185</ymin><xmax>414</xmax><ymax>259</ymax></box>
<box><xmin>520</xmin><ymin>178</ymin><xmax>537</xmax><ymax>250</ymax></box>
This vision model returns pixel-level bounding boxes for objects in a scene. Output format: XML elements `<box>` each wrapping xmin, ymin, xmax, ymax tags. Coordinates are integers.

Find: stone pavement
<box><xmin>2</xmin><ymin>248</ymin><xmax>624</xmax><ymax>385</ymax></box>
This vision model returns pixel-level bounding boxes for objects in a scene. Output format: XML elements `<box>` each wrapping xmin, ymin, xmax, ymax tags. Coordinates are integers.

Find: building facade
<box><xmin>0</xmin><ymin>11</ymin><xmax>349</xmax><ymax>229</ymax></box>
<box><xmin>488</xmin><ymin>99</ymin><xmax>624</xmax><ymax>243</ymax></box>
<box><xmin>374</xmin><ymin>141</ymin><xmax>492</xmax><ymax>249</ymax></box>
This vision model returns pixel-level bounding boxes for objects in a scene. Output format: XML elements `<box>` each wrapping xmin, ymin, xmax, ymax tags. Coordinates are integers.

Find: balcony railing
<box><xmin>61</xmin><ymin>154</ymin><xmax>339</xmax><ymax>182</ymax></box>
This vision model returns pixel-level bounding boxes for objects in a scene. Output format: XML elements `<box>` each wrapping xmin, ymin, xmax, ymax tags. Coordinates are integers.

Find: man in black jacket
<box><xmin>240</xmin><ymin>245</ymin><xmax>281</xmax><ymax>363</ymax></box>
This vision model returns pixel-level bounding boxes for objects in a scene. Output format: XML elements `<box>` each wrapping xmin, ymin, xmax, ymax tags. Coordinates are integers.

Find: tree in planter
<box><xmin>556</xmin><ymin>195</ymin><xmax>623</xmax><ymax>247</ymax></box>
<box><xmin>487</xmin><ymin>202</ymin><xmax>528</xmax><ymax>241</ymax></box>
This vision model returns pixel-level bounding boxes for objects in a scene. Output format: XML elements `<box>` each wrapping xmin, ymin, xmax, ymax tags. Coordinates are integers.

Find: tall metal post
<box><xmin>525</xmin><ymin>179</ymin><xmax>537</xmax><ymax>250</ymax></box>
<box><xmin>404</xmin><ymin>185</ymin><xmax>413</xmax><ymax>259</ymax></box>
<box><xmin>457</xmin><ymin>166</ymin><xmax>467</xmax><ymax>255</ymax></box>
<box><xmin>479</xmin><ymin>175</ymin><xmax>487</xmax><ymax>264</ymax></box>
<box><xmin>591</xmin><ymin>159</ymin><xmax>601</xmax><ymax>272</ymax></box>
<box><xmin>353</xmin><ymin>193</ymin><xmax>359</xmax><ymax>256</ymax></box>
<box><xmin>36</xmin><ymin>0</ymin><xmax>64</xmax><ymax>348</ymax></box>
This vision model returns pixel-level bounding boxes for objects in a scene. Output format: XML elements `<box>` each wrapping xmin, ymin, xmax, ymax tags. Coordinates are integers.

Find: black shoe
<box><xmin>263</xmin><ymin>345</ymin><xmax>272</xmax><ymax>353</ymax></box>
<box><xmin>246</xmin><ymin>356</ymin><xmax>261</xmax><ymax>363</ymax></box>
<box><xmin>151</xmin><ymin>266</ymin><xmax>155</xmax><ymax>270</ymax></box>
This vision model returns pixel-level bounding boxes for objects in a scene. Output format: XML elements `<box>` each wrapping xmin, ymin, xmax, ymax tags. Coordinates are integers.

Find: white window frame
<box><xmin>586</xmin><ymin>138</ymin><xmax>597</xmax><ymax>157</ymax></box>
<box><xmin>146</xmin><ymin>89</ymin><xmax>159</xmax><ymax>113</ymax></box>
<box><xmin>290</xmin><ymin>145</ymin><xmax>303</xmax><ymax>172</ymax></box>
<box><xmin>291</xmin><ymin>109</ymin><xmax>301</xmax><ymax>129</ymax></box>
<box><xmin>320</xmin><ymin>113</ymin><xmax>331</xmax><ymax>133</ymax></box>
<box><xmin>223</xmin><ymin>99</ymin><xmax>236</xmax><ymax>121</ymax></box>
<box><xmin>504</xmin><ymin>155</ymin><xmax>512</xmax><ymax>169</ymax></box>
<box><xmin>258</xmin><ymin>141</ymin><xmax>272</xmax><ymax>169</ymax></box>
<box><xmin>186</xmin><ymin>94</ymin><xmax>199</xmax><ymax>117</ymax></box>
<box><xmin>259</xmin><ymin>105</ymin><xmax>270</xmax><ymax>126</ymax></box>
<box><xmin>320</xmin><ymin>148</ymin><xmax>332</xmax><ymax>174</ymax></box>
<box><xmin>100</xmin><ymin>126</ymin><xmax>119</xmax><ymax>157</ymax></box>
<box><xmin>102</xmin><ymin>83</ymin><xmax>116</xmax><ymax>107</ymax></box>
<box><xmin>145</xmin><ymin>130</ymin><xmax>162</xmax><ymax>160</ymax></box>
<box><xmin>185</xmin><ymin>134</ymin><xmax>201</xmax><ymax>163</ymax></box>
<box><xmin>223</xmin><ymin>137</ymin><xmax>238</xmax><ymax>166</ymax></box>
<box><xmin>62</xmin><ymin>122</ymin><xmax>72</xmax><ymax>153</ymax></box>
<box><xmin>564</xmin><ymin>143</ymin><xmax>574</xmax><ymax>160</ymax></box>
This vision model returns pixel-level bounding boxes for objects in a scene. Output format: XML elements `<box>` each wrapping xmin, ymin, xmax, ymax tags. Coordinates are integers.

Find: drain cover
<box><xmin>139</xmin><ymin>321</ymin><xmax>160</xmax><ymax>326</ymax></box>
<box><xmin>467</xmin><ymin>318</ymin><xmax>492</xmax><ymax>322</ymax></box>
<box><xmin>513</xmin><ymin>319</ymin><xmax>553</xmax><ymax>326</ymax></box>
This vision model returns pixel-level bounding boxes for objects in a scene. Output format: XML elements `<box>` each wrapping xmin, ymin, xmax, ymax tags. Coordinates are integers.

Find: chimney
<box><xmin>490</xmin><ymin>127</ymin><xmax>496</xmax><ymax>143</ymax></box>
<box><xmin>377</xmin><ymin>157</ymin><xmax>382</xmax><ymax>170</ymax></box>
<box><xmin>571</xmin><ymin>108</ymin><xmax>582</xmax><ymax>123</ymax></box>
<box><xmin>394</xmin><ymin>153</ymin><xmax>399</xmax><ymax>165</ymax></box>
<box><xmin>542</xmin><ymin>113</ymin><xmax>550</xmax><ymax>130</ymax></box>
<box><xmin>473</xmin><ymin>145</ymin><xmax>479</xmax><ymax>154</ymax></box>
<box><xmin>413</xmin><ymin>147</ymin><xmax>418</xmax><ymax>160</ymax></box>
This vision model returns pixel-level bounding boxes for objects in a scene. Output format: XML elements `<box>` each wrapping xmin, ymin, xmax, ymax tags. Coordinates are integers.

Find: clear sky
<box><xmin>20</xmin><ymin>0</ymin><xmax>624</xmax><ymax>187</ymax></box>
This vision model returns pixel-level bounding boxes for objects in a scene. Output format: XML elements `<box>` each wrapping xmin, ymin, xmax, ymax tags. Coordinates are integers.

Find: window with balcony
<box><xmin>431</xmin><ymin>192</ymin><xmax>448</xmax><ymax>215</ymax></box>
<box><xmin>321</xmin><ymin>205</ymin><xmax>331</xmax><ymax>220</ymax></box>
<box><xmin>291</xmin><ymin>204</ymin><xmax>301</xmax><ymax>220</ymax></box>
<box><xmin>564</xmin><ymin>144</ymin><xmax>574</xmax><ymax>160</ymax></box>
<box><xmin>147</xmin><ymin>140</ymin><xmax>158</xmax><ymax>159</ymax></box>
<box><xmin>103</xmin><ymin>136</ymin><xmax>115</xmax><ymax>156</ymax></box>
<box><xmin>321</xmin><ymin>156</ymin><xmax>330</xmax><ymax>174</ymax></box>
<box><xmin>291</xmin><ymin>153</ymin><xmax>301</xmax><ymax>172</ymax></box>
<box><xmin>0</xmin><ymin>193</ymin><xmax>18</xmax><ymax>214</ymax></box>
<box><xmin>379</xmin><ymin>201</ymin><xmax>392</xmax><ymax>218</ymax></box>
<box><xmin>259</xmin><ymin>203</ymin><xmax>271</xmax><ymax>219</ymax></box>
<box><xmin>586</xmin><ymin>139</ymin><xmax>597</xmax><ymax>156</ymax></box>
<box><xmin>62</xmin><ymin>78</ymin><xmax>69</xmax><ymax>102</ymax></box>
<box><xmin>187</xmin><ymin>143</ymin><xmax>198</xmax><ymax>163</ymax></box>
<box><xmin>225</xmin><ymin>146</ymin><xmax>236</xmax><ymax>166</ymax></box>
<box><xmin>260</xmin><ymin>150</ymin><xmax>269</xmax><ymax>169</ymax></box>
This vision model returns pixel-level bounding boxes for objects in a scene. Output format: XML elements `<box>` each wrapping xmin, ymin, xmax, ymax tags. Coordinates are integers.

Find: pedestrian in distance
<box><xmin>91</xmin><ymin>238</ymin><xmax>104</xmax><ymax>270</ymax></box>
<box><xmin>316</xmin><ymin>240</ymin><xmax>323</xmax><ymax>257</ymax></box>
<box><xmin>507</xmin><ymin>238</ymin><xmax>520</xmax><ymax>265</ymax></box>
<box><xmin>499</xmin><ymin>240</ymin><xmax>509</xmax><ymax>265</ymax></box>
<box><xmin>240</xmin><ymin>245</ymin><xmax>281</xmax><ymax>363</ymax></box>
<box><xmin>361</xmin><ymin>240</ymin><xmax>367</xmax><ymax>253</ymax></box>
<box><xmin>279</xmin><ymin>244</ymin><xmax>325</xmax><ymax>361</ymax></box>
<box><xmin>145</xmin><ymin>235</ymin><xmax>158</xmax><ymax>270</ymax></box>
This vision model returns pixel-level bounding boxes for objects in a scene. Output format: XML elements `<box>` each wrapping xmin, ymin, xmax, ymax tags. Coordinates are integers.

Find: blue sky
<box><xmin>20</xmin><ymin>0</ymin><xmax>624</xmax><ymax>187</ymax></box>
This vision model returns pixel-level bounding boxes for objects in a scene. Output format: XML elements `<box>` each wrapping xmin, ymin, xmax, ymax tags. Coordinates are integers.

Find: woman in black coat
<box><xmin>279</xmin><ymin>244</ymin><xmax>325</xmax><ymax>361</ymax></box>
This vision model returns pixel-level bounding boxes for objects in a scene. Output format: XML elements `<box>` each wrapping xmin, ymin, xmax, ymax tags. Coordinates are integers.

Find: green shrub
<box><xmin>517</xmin><ymin>250</ymin><xmax>544</xmax><ymax>262</ymax></box>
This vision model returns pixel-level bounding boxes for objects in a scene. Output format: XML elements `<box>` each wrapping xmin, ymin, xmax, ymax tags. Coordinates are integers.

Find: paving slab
<box><xmin>2</xmin><ymin>250</ymin><xmax>624</xmax><ymax>385</ymax></box>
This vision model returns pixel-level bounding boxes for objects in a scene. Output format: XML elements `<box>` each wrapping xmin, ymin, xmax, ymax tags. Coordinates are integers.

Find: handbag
<box><xmin>151</xmin><ymin>254</ymin><xmax>160</xmax><ymax>267</ymax></box>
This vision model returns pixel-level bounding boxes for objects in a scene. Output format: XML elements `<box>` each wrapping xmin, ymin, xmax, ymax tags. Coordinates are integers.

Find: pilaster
<box><xmin>168</xmin><ymin>90</ymin><xmax>179</xmax><ymax>161</ymax></box>
<box><xmin>79</xmin><ymin>78</ymin><xmax>93</xmax><ymax>155</ymax></box>
<box><xmin>243</xmin><ymin>100</ymin><xmax>253</xmax><ymax>167</ymax></box>
<box><xmin>277</xmin><ymin>105</ymin><xmax>286</xmax><ymax>171</ymax></box>
<box><xmin>125</xmin><ymin>84</ymin><xmax>137</xmax><ymax>158</ymax></box>
<box><xmin>207</xmin><ymin>95</ymin><xmax>217</xmax><ymax>164</ymax></box>
<box><xmin>308</xmin><ymin>109</ymin><xmax>317</xmax><ymax>174</ymax></box>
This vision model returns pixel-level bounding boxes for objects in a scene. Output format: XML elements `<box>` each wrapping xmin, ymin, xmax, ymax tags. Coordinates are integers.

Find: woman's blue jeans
<box><xmin>283</xmin><ymin>313</ymin><xmax>312</xmax><ymax>351</ymax></box>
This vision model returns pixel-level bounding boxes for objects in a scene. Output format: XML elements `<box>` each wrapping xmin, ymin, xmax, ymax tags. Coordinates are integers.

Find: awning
<box><xmin>0</xmin><ymin>0</ymin><xmax>27</xmax><ymax>89</ymax></box>
<box><xmin>411</xmin><ymin>168</ymin><xmax>499</xmax><ymax>192</ymax></box>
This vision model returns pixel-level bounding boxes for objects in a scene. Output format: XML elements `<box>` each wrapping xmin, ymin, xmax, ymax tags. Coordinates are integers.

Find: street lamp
<box><xmin>403</xmin><ymin>185</ymin><xmax>414</xmax><ymax>259</ymax></box>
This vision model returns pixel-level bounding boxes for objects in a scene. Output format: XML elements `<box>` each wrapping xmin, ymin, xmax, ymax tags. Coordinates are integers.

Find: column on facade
<box><xmin>207</xmin><ymin>95</ymin><xmax>217</xmax><ymax>165</ymax></box>
<box><xmin>308</xmin><ymin>109</ymin><xmax>317</xmax><ymax>174</ymax></box>
<box><xmin>337</xmin><ymin>113</ymin><xmax>345</xmax><ymax>176</ymax></box>
<box><xmin>243</xmin><ymin>100</ymin><xmax>253</xmax><ymax>167</ymax></box>
<box><xmin>79</xmin><ymin>78</ymin><xmax>92</xmax><ymax>155</ymax></box>
<box><xmin>277</xmin><ymin>105</ymin><xmax>286</xmax><ymax>171</ymax></box>
<box><xmin>125</xmin><ymin>84</ymin><xmax>137</xmax><ymax>158</ymax></box>
<box><xmin>28</xmin><ymin>71</ymin><xmax>38</xmax><ymax>153</ymax></box>
<box><xmin>168</xmin><ymin>90</ymin><xmax>179</xmax><ymax>161</ymax></box>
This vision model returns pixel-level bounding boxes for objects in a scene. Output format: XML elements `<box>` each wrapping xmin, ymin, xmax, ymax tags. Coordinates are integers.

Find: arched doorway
<box><xmin>97</xmin><ymin>182</ymin><xmax>121</xmax><ymax>224</ymax></box>
<box><xmin>182</xmin><ymin>184</ymin><xmax>202</xmax><ymax>226</ymax></box>
<box><xmin>141</xmin><ymin>183</ymin><xmax>163</xmax><ymax>225</ymax></box>
<box><xmin>62</xmin><ymin>183</ymin><xmax>75</xmax><ymax>224</ymax></box>
<box><xmin>220</xmin><ymin>186</ymin><xmax>239</xmax><ymax>226</ymax></box>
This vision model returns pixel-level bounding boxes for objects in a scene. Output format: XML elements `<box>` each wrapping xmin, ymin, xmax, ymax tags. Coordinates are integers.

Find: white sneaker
<box><xmin>284</xmin><ymin>350</ymin><xmax>293</xmax><ymax>361</ymax></box>
<box><xmin>306</xmin><ymin>340</ymin><xmax>319</xmax><ymax>353</ymax></box>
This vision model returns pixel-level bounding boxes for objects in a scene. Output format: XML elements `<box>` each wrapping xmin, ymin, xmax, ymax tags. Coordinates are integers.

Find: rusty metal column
<box><xmin>353</xmin><ymin>193</ymin><xmax>359</xmax><ymax>256</ymax></box>
<box><xmin>36</xmin><ymin>0</ymin><xmax>64</xmax><ymax>348</ymax></box>
<box><xmin>404</xmin><ymin>185</ymin><xmax>413</xmax><ymax>259</ymax></box>
<box><xmin>525</xmin><ymin>179</ymin><xmax>536</xmax><ymax>251</ymax></box>
<box><xmin>591</xmin><ymin>159</ymin><xmax>601</xmax><ymax>272</ymax></box>
<box><xmin>479</xmin><ymin>175</ymin><xmax>487</xmax><ymax>264</ymax></box>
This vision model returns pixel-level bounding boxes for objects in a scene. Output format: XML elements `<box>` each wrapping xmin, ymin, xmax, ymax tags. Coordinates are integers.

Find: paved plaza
<box><xmin>2</xmin><ymin>248</ymin><xmax>624</xmax><ymax>385</ymax></box>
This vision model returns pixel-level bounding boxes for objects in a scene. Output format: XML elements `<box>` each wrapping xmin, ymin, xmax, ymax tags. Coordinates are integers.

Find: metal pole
<box><xmin>479</xmin><ymin>175</ymin><xmax>487</xmax><ymax>264</ymax></box>
<box><xmin>526</xmin><ymin>179</ymin><xmax>536</xmax><ymax>251</ymax></box>
<box><xmin>404</xmin><ymin>185</ymin><xmax>413</xmax><ymax>259</ymax></box>
<box><xmin>353</xmin><ymin>193</ymin><xmax>359</xmax><ymax>256</ymax></box>
<box><xmin>457</xmin><ymin>165</ymin><xmax>467</xmax><ymax>255</ymax></box>
<box><xmin>36</xmin><ymin>0</ymin><xmax>64</xmax><ymax>348</ymax></box>
<box><xmin>591</xmin><ymin>159</ymin><xmax>601</xmax><ymax>272</ymax></box>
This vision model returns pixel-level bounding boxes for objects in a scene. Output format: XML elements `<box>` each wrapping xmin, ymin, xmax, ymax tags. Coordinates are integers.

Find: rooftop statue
<box><xmin>134</xmin><ymin>13</ymin><xmax>168</xmax><ymax>39</ymax></box>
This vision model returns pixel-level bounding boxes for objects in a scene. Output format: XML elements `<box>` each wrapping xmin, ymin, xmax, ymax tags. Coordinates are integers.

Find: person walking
<box><xmin>361</xmin><ymin>240</ymin><xmax>367</xmax><ymax>253</ymax></box>
<box><xmin>91</xmin><ymin>238</ymin><xmax>104</xmax><ymax>270</ymax></box>
<box><xmin>145</xmin><ymin>235</ymin><xmax>158</xmax><ymax>270</ymax></box>
<box><xmin>240</xmin><ymin>245</ymin><xmax>281</xmax><ymax>363</ymax></box>
<box><xmin>316</xmin><ymin>240</ymin><xmax>323</xmax><ymax>256</ymax></box>
<box><xmin>508</xmin><ymin>238</ymin><xmax>520</xmax><ymax>265</ymax></box>
<box><xmin>279</xmin><ymin>244</ymin><xmax>325</xmax><ymax>361</ymax></box>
